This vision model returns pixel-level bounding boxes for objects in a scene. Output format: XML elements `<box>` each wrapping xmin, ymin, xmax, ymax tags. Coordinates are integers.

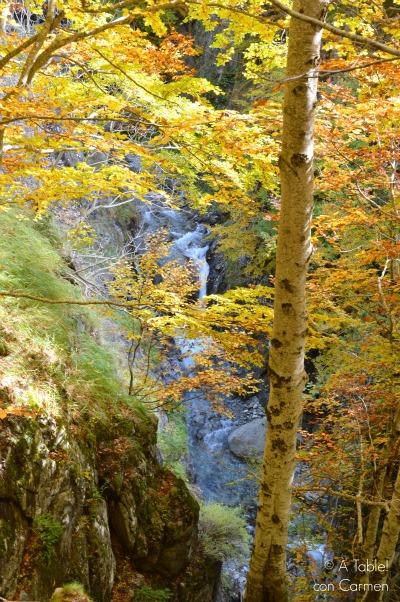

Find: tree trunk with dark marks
<box><xmin>244</xmin><ymin>2</ymin><xmax>328</xmax><ymax>601</ymax></box>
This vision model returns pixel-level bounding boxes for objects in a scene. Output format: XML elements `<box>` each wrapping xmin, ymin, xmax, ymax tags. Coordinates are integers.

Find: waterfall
<box><xmin>173</xmin><ymin>224</ymin><xmax>210</xmax><ymax>299</ymax></box>
<box><xmin>137</xmin><ymin>200</ymin><xmax>259</xmax><ymax>504</ymax></box>
<box><xmin>137</xmin><ymin>198</ymin><xmax>257</xmax><ymax>599</ymax></box>
<box><xmin>169</xmin><ymin>222</ymin><xmax>259</xmax><ymax>506</ymax></box>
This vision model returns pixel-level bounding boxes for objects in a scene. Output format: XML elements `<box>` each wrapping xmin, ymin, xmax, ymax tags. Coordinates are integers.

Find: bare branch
<box><xmin>0</xmin><ymin>290</ymin><xmax>135</xmax><ymax>310</ymax></box>
<box><xmin>294</xmin><ymin>486</ymin><xmax>390</xmax><ymax>511</ymax></box>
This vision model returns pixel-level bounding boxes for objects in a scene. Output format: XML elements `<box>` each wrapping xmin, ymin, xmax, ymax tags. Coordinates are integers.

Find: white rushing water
<box><xmin>137</xmin><ymin>197</ymin><xmax>256</xmax><ymax>600</ymax></box>
<box><xmin>173</xmin><ymin>224</ymin><xmax>210</xmax><ymax>299</ymax></box>
<box><xmin>137</xmin><ymin>198</ymin><xmax>259</xmax><ymax>498</ymax></box>
<box><xmin>138</xmin><ymin>196</ymin><xmax>329</xmax><ymax>600</ymax></box>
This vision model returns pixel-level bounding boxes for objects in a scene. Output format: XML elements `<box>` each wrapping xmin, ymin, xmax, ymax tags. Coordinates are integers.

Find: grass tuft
<box><xmin>198</xmin><ymin>502</ymin><xmax>249</xmax><ymax>563</ymax></box>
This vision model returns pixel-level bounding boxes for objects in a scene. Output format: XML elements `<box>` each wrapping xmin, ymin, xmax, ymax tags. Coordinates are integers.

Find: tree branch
<box><xmin>18</xmin><ymin>0</ymin><xmax>59</xmax><ymax>85</ymax></box>
<box><xmin>0</xmin><ymin>33</ymin><xmax>40</xmax><ymax>71</ymax></box>
<box><xmin>248</xmin><ymin>57</ymin><xmax>400</xmax><ymax>87</ymax></box>
<box><xmin>0</xmin><ymin>290</ymin><xmax>136</xmax><ymax>310</ymax></box>
<box><xmin>92</xmin><ymin>47</ymin><xmax>177</xmax><ymax>105</ymax></box>
<box><xmin>287</xmin><ymin>56</ymin><xmax>400</xmax><ymax>82</ymax></box>
<box><xmin>25</xmin><ymin>13</ymin><xmax>135</xmax><ymax>83</ymax></box>
<box><xmin>266</xmin><ymin>0</ymin><xmax>400</xmax><ymax>57</ymax></box>
<box><xmin>185</xmin><ymin>0</ymin><xmax>400</xmax><ymax>57</ymax></box>
<box><xmin>294</xmin><ymin>486</ymin><xmax>390</xmax><ymax>511</ymax></box>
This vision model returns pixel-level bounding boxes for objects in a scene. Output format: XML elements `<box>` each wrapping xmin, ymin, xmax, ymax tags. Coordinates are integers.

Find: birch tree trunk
<box><xmin>245</xmin><ymin>2</ymin><xmax>328</xmax><ymax>601</ymax></box>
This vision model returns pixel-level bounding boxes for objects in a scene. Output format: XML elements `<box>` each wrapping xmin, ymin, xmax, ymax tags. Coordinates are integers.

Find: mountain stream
<box><xmin>137</xmin><ymin>197</ymin><xmax>265</xmax><ymax>598</ymax></box>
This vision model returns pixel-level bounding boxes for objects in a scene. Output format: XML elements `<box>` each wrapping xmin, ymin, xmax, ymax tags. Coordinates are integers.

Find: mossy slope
<box><xmin>0</xmin><ymin>210</ymin><xmax>215</xmax><ymax>601</ymax></box>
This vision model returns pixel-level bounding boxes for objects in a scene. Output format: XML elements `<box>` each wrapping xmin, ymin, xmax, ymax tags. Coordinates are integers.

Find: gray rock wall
<box><xmin>0</xmin><ymin>411</ymin><xmax>215</xmax><ymax>601</ymax></box>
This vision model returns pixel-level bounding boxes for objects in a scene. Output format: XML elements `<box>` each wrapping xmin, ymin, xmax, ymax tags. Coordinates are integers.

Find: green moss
<box><xmin>158</xmin><ymin>413</ymin><xmax>188</xmax><ymax>480</ymax></box>
<box><xmin>50</xmin><ymin>582</ymin><xmax>92</xmax><ymax>602</ymax></box>
<box><xmin>134</xmin><ymin>585</ymin><xmax>172</xmax><ymax>601</ymax></box>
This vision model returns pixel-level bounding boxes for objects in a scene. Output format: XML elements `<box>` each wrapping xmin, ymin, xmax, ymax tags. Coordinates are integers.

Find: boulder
<box><xmin>228</xmin><ymin>418</ymin><xmax>267</xmax><ymax>459</ymax></box>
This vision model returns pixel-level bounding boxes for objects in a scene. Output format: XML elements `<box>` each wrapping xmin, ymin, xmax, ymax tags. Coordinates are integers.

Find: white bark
<box><xmin>245</xmin><ymin>2</ymin><xmax>328</xmax><ymax>601</ymax></box>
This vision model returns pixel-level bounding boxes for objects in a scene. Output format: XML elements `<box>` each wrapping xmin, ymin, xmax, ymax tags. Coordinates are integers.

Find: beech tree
<box><xmin>242</xmin><ymin>1</ymin><xmax>399</xmax><ymax>601</ymax></box>
<box><xmin>244</xmin><ymin>2</ymin><xmax>327</xmax><ymax>600</ymax></box>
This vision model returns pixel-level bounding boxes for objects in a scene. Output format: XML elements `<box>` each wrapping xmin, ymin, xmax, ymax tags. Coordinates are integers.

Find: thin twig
<box><xmin>0</xmin><ymin>290</ymin><xmax>137</xmax><ymax>310</ymax></box>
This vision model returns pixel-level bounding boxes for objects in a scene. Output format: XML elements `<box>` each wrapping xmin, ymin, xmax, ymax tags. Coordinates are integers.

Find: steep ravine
<box><xmin>0</xmin><ymin>192</ymin><xmax>264</xmax><ymax>601</ymax></box>
<box><xmin>127</xmin><ymin>196</ymin><xmax>266</xmax><ymax>600</ymax></box>
<box><xmin>71</xmin><ymin>191</ymin><xmax>265</xmax><ymax>599</ymax></box>
<box><xmin>127</xmin><ymin>196</ymin><xmax>264</xmax><ymax>508</ymax></box>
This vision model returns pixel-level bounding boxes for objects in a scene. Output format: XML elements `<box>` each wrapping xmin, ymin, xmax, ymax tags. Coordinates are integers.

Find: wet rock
<box><xmin>86</xmin><ymin>151</ymin><xmax>108</xmax><ymax>169</ymax></box>
<box><xmin>126</xmin><ymin>153</ymin><xmax>142</xmax><ymax>173</ymax></box>
<box><xmin>228</xmin><ymin>418</ymin><xmax>267</xmax><ymax>459</ymax></box>
<box><xmin>178</xmin><ymin>553</ymin><xmax>222</xmax><ymax>602</ymax></box>
<box><xmin>206</xmin><ymin>238</ymin><xmax>227</xmax><ymax>294</ymax></box>
<box><xmin>109</xmin><ymin>492</ymin><xmax>138</xmax><ymax>552</ymax></box>
<box><xmin>0</xmin><ymin>501</ymin><xmax>27</xmax><ymax>595</ymax></box>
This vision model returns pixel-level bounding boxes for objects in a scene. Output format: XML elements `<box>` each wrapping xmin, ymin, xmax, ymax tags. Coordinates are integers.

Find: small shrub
<box><xmin>198</xmin><ymin>502</ymin><xmax>249</xmax><ymax>563</ymax></box>
<box><xmin>33</xmin><ymin>514</ymin><xmax>63</xmax><ymax>563</ymax></box>
<box><xmin>50</xmin><ymin>582</ymin><xmax>92</xmax><ymax>601</ymax></box>
<box><xmin>134</xmin><ymin>585</ymin><xmax>172</xmax><ymax>601</ymax></box>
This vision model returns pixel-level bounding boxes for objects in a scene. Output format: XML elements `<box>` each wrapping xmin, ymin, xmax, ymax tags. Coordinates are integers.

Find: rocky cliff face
<box><xmin>0</xmin><ymin>208</ymin><xmax>220</xmax><ymax>602</ymax></box>
<box><xmin>0</xmin><ymin>414</ymin><xmax>116</xmax><ymax>601</ymax></box>
<box><xmin>0</xmin><ymin>408</ymin><xmax>216</xmax><ymax>601</ymax></box>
